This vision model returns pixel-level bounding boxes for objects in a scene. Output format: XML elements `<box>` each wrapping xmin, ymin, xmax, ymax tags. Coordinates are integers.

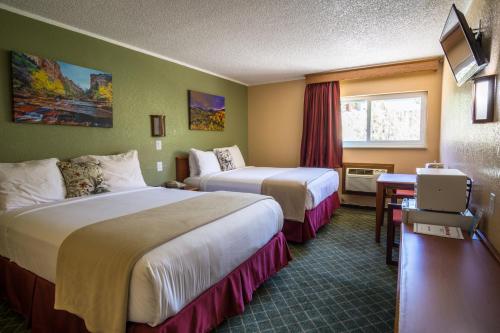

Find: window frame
<box><xmin>341</xmin><ymin>91</ymin><xmax>428</xmax><ymax>149</ymax></box>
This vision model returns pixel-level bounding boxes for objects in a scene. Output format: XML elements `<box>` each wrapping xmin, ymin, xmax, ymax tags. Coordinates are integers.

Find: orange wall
<box><xmin>248</xmin><ymin>79</ymin><xmax>305</xmax><ymax>167</ymax></box>
<box><xmin>340</xmin><ymin>67</ymin><xmax>443</xmax><ymax>174</ymax></box>
<box><xmin>440</xmin><ymin>0</ymin><xmax>500</xmax><ymax>250</ymax></box>
<box><xmin>248</xmin><ymin>67</ymin><xmax>443</xmax><ymax>173</ymax></box>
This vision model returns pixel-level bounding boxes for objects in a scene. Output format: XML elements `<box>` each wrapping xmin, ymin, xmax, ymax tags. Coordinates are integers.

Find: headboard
<box><xmin>175</xmin><ymin>155</ymin><xmax>189</xmax><ymax>182</ymax></box>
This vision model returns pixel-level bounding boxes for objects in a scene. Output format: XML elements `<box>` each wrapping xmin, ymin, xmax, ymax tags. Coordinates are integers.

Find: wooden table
<box><xmin>375</xmin><ymin>173</ymin><xmax>416</xmax><ymax>242</ymax></box>
<box><xmin>396</xmin><ymin>223</ymin><xmax>500</xmax><ymax>333</ymax></box>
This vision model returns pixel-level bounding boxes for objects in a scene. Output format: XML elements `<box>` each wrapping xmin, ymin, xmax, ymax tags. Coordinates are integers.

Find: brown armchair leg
<box><xmin>386</xmin><ymin>218</ymin><xmax>394</xmax><ymax>265</ymax></box>
<box><xmin>393</xmin><ymin>224</ymin><xmax>399</xmax><ymax>247</ymax></box>
<box><xmin>386</xmin><ymin>203</ymin><xmax>401</xmax><ymax>266</ymax></box>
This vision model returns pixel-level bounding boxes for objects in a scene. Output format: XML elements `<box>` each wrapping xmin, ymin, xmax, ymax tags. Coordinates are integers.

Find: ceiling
<box><xmin>0</xmin><ymin>0</ymin><xmax>472</xmax><ymax>85</ymax></box>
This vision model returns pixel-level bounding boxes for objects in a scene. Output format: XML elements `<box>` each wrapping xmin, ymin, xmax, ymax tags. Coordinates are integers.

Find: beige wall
<box><xmin>249</xmin><ymin>69</ymin><xmax>443</xmax><ymax>172</ymax></box>
<box><xmin>440</xmin><ymin>0</ymin><xmax>500</xmax><ymax>250</ymax></box>
<box><xmin>248</xmin><ymin>79</ymin><xmax>306</xmax><ymax>167</ymax></box>
<box><xmin>248</xmin><ymin>67</ymin><xmax>443</xmax><ymax>204</ymax></box>
<box><xmin>341</xmin><ymin>68</ymin><xmax>443</xmax><ymax>174</ymax></box>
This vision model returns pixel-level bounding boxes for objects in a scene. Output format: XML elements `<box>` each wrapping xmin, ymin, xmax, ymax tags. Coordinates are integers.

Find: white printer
<box><xmin>403</xmin><ymin>168</ymin><xmax>474</xmax><ymax>230</ymax></box>
<box><xmin>415</xmin><ymin>168</ymin><xmax>468</xmax><ymax>212</ymax></box>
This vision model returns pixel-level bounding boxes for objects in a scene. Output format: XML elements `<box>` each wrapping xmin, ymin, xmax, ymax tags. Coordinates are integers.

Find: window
<box><xmin>341</xmin><ymin>92</ymin><xmax>427</xmax><ymax>148</ymax></box>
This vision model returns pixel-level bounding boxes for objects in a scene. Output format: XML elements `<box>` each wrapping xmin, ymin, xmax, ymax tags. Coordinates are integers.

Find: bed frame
<box><xmin>0</xmin><ymin>233</ymin><xmax>291</xmax><ymax>333</ymax></box>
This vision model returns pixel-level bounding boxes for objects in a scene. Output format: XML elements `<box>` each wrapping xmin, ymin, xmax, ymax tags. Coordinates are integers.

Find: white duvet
<box><xmin>0</xmin><ymin>187</ymin><xmax>283</xmax><ymax>326</ymax></box>
<box><xmin>185</xmin><ymin>167</ymin><xmax>339</xmax><ymax>210</ymax></box>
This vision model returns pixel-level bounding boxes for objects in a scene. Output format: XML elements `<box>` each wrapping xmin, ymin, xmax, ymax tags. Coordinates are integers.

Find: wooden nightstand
<box><xmin>163</xmin><ymin>181</ymin><xmax>199</xmax><ymax>191</ymax></box>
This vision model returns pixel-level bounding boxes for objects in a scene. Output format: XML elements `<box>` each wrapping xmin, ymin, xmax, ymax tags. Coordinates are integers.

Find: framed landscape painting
<box><xmin>188</xmin><ymin>90</ymin><xmax>225</xmax><ymax>131</ymax></box>
<box><xmin>11</xmin><ymin>51</ymin><xmax>113</xmax><ymax>128</ymax></box>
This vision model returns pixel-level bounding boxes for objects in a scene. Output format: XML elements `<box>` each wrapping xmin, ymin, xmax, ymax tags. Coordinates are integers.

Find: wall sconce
<box><xmin>150</xmin><ymin>115</ymin><xmax>166</xmax><ymax>137</ymax></box>
<box><xmin>473</xmin><ymin>75</ymin><xmax>496</xmax><ymax>123</ymax></box>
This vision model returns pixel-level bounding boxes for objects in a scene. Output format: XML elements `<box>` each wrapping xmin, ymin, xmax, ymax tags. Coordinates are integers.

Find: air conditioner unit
<box><xmin>345</xmin><ymin>168</ymin><xmax>388</xmax><ymax>193</ymax></box>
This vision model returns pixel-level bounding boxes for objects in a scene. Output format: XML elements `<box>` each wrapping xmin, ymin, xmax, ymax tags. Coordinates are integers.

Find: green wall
<box><xmin>0</xmin><ymin>9</ymin><xmax>248</xmax><ymax>185</ymax></box>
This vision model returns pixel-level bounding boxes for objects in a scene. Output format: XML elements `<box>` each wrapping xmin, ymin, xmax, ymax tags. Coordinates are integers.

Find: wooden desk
<box><xmin>396</xmin><ymin>224</ymin><xmax>500</xmax><ymax>333</ymax></box>
<box><xmin>375</xmin><ymin>173</ymin><xmax>416</xmax><ymax>242</ymax></box>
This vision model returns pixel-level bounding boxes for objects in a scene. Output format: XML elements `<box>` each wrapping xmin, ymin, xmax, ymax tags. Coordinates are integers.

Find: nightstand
<box><xmin>181</xmin><ymin>185</ymin><xmax>199</xmax><ymax>191</ymax></box>
<box><xmin>163</xmin><ymin>181</ymin><xmax>199</xmax><ymax>191</ymax></box>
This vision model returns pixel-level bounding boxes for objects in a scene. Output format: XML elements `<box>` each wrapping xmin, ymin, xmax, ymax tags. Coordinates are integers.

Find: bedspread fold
<box><xmin>262</xmin><ymin>167</ymin><xmax>331</xmax><ymax>222</ymax></box>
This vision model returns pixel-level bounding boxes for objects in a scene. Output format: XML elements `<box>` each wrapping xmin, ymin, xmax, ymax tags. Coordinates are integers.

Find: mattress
<box><xmin>0</xmin><ymin>187</ymin><xmax>283</xmax><ymax>326</ymax></box>
<box><xmin>185</xmin><ymin>167</ymin><xmax>339</xmax><ymax>210</ymax></box>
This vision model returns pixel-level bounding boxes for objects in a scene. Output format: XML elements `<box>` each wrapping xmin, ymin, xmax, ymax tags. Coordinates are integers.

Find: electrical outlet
<box><xmin>155</xmin><ymin>140</ymin><xmax>162</xmax><ymax>151</ymax></box>
<box><xmin>489</xmin><ymin>193</ymin><xmax>496</xmax><ymax>215</ymax></box>
<box><xmin>156</xmin><ymin>161</ymin><xmax>163</xmax><ymax>172</ymax></box>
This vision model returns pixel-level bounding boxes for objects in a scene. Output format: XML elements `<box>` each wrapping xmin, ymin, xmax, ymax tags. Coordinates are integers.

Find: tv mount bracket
<box><xmin>471</xmin><ymin>20</ymin><xmax>484</xmax><ymax>44</ymax></box>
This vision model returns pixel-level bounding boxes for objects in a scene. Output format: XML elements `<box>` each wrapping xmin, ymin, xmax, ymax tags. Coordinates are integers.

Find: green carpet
<box><xmin>0</xmin><ymin>207</ymin><xmax>397</xmax><ymax>333</ymax></box>
<box><xmin>214</xmin><ymin>207</ymin><xmax>398</xmax><ymax>333</ymax></box>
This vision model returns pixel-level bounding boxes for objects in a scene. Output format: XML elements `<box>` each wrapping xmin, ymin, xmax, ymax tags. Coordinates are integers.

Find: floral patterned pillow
<box><xmin>57</xmin><ymin>161</ymin><xmax>109</xmax><ymax>198</ymax></box>
<box><xmin>215</xmin><ymin>149</ymin><xmax>236</xmax><ymax>171</ymax></box>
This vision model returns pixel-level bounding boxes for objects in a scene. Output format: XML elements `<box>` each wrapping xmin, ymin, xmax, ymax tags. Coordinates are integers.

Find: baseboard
<box><xmin>340</xmin><ymin>203</ymin><xmax>376</xmax><ymax>210</ymax></box>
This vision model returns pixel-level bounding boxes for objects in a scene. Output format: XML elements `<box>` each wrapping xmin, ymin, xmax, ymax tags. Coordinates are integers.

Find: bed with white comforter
<box><xmin>185</xmin><ymin>166</ymin><xmax>339</xmax><ymax>210</ymax></box>
<box><xmin>0</xmin><ymin>187</ymin><xmax>283</xmax><ymax>326</ymax></box>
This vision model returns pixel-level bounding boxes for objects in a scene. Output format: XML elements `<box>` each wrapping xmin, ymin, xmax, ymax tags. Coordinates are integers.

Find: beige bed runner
<box><xmin>55</xmin><ymin>191</ymin><xmax>270</xmax><ymax>333</ymax></box>
<box><xmin>261</xmin><ymin>167</ymin><xmax>331</xmax><ymax>222</ymax></box>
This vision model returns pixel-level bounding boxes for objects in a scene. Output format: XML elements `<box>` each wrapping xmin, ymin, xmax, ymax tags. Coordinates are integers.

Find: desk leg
<box><xmin>375</xmin><ymin>182</ymin><xmax>385</xmax><ymax>243</ymax></box>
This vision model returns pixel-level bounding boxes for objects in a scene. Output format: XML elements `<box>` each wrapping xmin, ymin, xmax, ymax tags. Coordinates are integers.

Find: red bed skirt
<box><xmin>282</xmin><ymin>192</ymin><xmax>340</xmax><ymax>243</ymax></box>
<box><xmin>0</xmin><ymin>232</ymin><xmax>291</xmax><ymax>333</ymax></box>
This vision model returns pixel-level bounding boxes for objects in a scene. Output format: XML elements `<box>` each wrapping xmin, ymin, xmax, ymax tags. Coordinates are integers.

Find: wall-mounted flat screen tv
<box><xmin>440</xmin><ymin>4</ymin><xmax>487</xmax><ymax>86</ymax></box>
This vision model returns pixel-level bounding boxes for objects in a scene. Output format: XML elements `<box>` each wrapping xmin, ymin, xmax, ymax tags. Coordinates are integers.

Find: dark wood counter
<box><xmin>396</xmin><ymin>223</ymin><xmax>500</xmax><ymax>333</ymax></box>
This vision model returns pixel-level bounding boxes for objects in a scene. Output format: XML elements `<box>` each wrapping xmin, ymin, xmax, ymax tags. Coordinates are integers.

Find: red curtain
<box><xmin>300</xmin><ymin>81</ymin><xmax>343</xmax><ymax>168</ymax></box>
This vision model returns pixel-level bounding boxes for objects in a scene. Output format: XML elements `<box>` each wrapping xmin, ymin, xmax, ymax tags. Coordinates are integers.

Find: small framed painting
<box><xmin>150</xmin><ymin>115</ymin><xmax>165</xmax><ymax>137</ymax></box>
<box><xmin>472</xmin><ymin>75</ymin><xmax>496</xmax><ymax>123</ymax></box>
<box><xmin>188</xmin><ymin>90</ymin><xmax>225</xmax><ymax>131</ymax></box>
<box><xmin>11</xmin><ymin>51</ymin><xmax>113</xmax><ymax>128</ymax></box>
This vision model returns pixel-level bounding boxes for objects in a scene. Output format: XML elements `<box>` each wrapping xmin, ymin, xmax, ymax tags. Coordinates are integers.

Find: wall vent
<box><xmin>345</xmin><ymin>168</ymin><xmax>388</xmax><ymax>193</ymax></box>
<box><xmin>342</xmin><ymin>163</ymin><xmax>394</xmax><ymax>196</ymax></box>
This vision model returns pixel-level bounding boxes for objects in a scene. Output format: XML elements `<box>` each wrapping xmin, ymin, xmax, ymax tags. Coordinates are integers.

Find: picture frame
<box><xmin>188</xmin><ymin>90</ymin><xmax>225</xmax><ymax>131</ymax></box>
<box><xmin>472</xmin><ymin>74</ymin><xmax>496</xmax><ymax>123</ymax></box>
<box><xmin>150</xmin><ymin>115</ymin><xmax>165</xmax><ymax>137</ymax></box>
<box><xmin>11</xmin><ymin>51</ymin><xmax>113</xmax><ymax>128</ymax></box>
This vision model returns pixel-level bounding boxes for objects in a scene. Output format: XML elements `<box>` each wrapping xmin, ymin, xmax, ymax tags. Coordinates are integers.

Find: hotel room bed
<box><xmin>185</xmin><ymin>167</ymin><xmax>338</xmax><ymax>210</ymax></box>
<box><xmin>179</xmin><ymin>158</ymin><xmax>341</xmax><ymax>243</ymax></box>
<box><xmin>0</xmin><ymin>187</ymin><xmax>290</xmax><ymax>332</ymax></box>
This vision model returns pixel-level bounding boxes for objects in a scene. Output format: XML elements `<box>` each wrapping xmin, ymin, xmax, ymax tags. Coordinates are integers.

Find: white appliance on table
<box><xmin>415</xmin><ymin>168</ymin><xmax>468</xmax><ymax>212</ymax></box>
<box><xmin>403</xmin><ymin>168</ymin><xmax>475</xmax><ymax>230</ymax></box>
<box><xmin>402</xmin><ymin>199</ymin><xmax>474</xmax><ymax>230</ymax></box>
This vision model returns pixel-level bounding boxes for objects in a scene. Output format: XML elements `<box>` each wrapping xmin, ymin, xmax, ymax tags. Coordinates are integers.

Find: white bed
<box><xmin>0</xmin><ymin>187</ymin><xmax>283</xmax><ymax>326</ymax></box>
<box><xmin>185</xmin><ymin>166</ymin><xmax>339</xmax><ymax>210</ymax></box>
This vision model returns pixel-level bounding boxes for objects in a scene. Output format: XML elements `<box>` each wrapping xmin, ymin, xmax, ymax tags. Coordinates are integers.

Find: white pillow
<box><xmin>188</xmin><ymin>149</ymin><xmax>200</xmax><ymax>177</ymax></box>
<box><xmin>191</xmin><ymin>149</ymin><xmax>221</xmax><ymax>176</ymax></box>
<box><xmin>73</xmin><ymin>150</ymin><xmax>146</xmax><ymax>190</ymax></box>
<box><xmin>214</xmin><ymin>145</ymin><xmax>246</xmax><ymax>168</ymax></box>
<box><xmin>0</xmin><ymin>158</ymin><xmax>66</xmax><ymax>211</ymax></box>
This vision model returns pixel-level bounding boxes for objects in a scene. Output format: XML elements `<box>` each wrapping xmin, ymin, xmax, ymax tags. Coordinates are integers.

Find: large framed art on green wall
<box><xmin>0</xmin><ymin>8</ymin><xmax>248</xmax><ymax>185</ymax></box>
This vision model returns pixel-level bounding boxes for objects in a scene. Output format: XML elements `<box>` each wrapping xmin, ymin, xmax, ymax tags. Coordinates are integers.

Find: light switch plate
<box><xmin>156</xmin><ymin>161</ymin><xmax>163</xmax><ymax>172</ymax></box>
<box><xmin>155</xmin><ymin>140</ymin><xmax>162</xmax><ymax>150</ymax></box>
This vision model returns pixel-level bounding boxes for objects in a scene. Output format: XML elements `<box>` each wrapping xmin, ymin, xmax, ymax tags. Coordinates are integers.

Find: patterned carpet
<box><xmin>0</xmin><ymin>207</ymin><xmax>397</xmax><ymax>333</ymax></box>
